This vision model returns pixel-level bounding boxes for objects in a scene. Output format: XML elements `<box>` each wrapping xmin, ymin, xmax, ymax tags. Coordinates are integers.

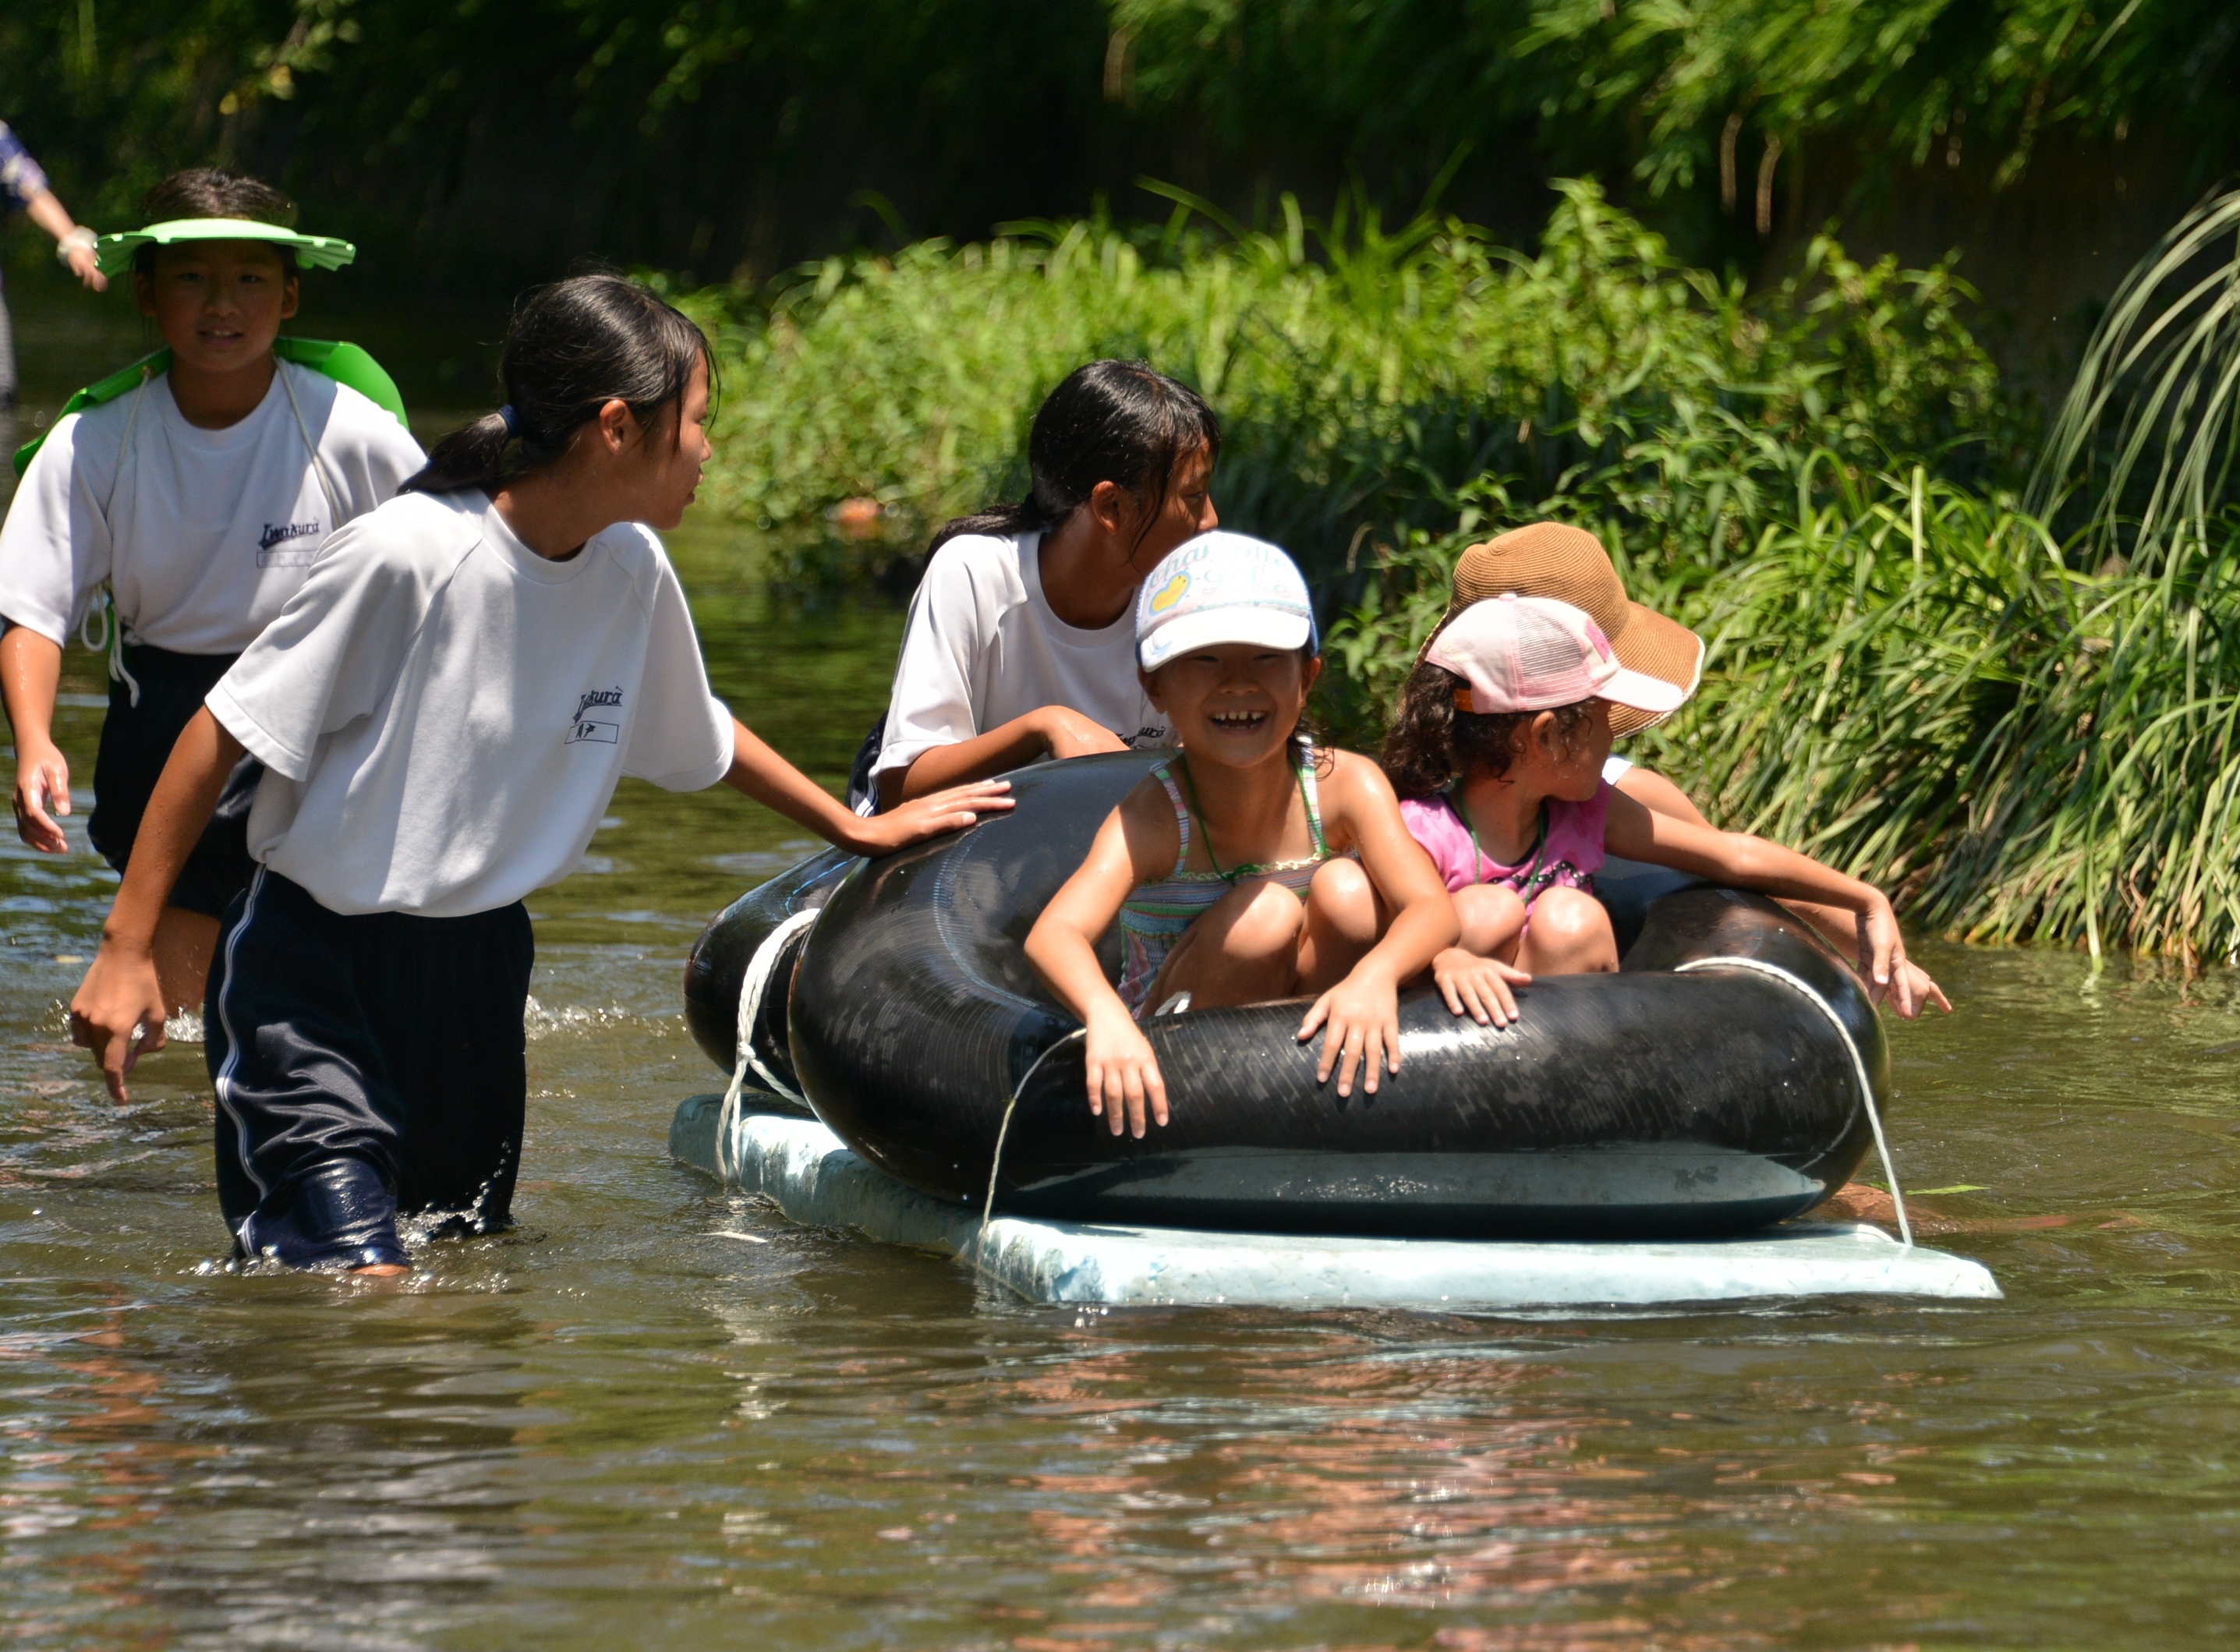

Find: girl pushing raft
<box><xmin>1386</xmin><ymin>593</ymin><xmax>1925</xmax><ymax>1022</ymax></box>
<box><xmin>863</xmin><ymin>359</ymin><xmax>1218</xmax><ymax>810</ymax></box>
<box><xmin>1027</xmin><ymin>532</ymin><xmax>1461</xmax><ymax>1134</ymax></box>
<box><xmin>0</xmin><ymin>169</ymin><xmax>424</xmax><ymax>1015</ymax></box>
<box><xmin>67</xmin><ymin>274</ymin><xmax>1008</xmax><ymax>1274</ymax></box>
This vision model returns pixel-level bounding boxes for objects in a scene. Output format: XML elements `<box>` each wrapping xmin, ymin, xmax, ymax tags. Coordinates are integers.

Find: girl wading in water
<box><xmin>862</xmin><ymin>359</ymin><xmax>1219</xmax><ymax>810</ymax></box>
<box><xmin>1</xmin><ymin>169</ymin><xmax>425</xmax><ymax>1016</ymax></box>
<box><xmin>68</xmin><ymin>274</ymin><xmax>1009</xmax><ymax>1275</ymax></box>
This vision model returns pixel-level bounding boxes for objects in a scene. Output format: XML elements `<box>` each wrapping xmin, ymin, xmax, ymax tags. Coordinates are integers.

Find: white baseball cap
<box><xmin>1426</xmin><ymin>594</ymin><xmax>1690</xmax><ymax>716</ymax></box>
<box><xmin>1135</xmin><ymin>532</ymin><xmax>1316</xmax><ymax>670</ymax></box>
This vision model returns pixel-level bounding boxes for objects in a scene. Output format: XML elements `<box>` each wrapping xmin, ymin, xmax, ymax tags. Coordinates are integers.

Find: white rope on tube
<box><xmin>974</xmin><ymin>1029</ymin><xmax>1087</xmax><ymax>1272</ymax></box>
<box><xmin>715</xmin><ymin>907</ymin><xmax>821</xmax><ymax>1183</ymax></box>
<box><xmin>1674</xmin><ymin>954</ymin><xmax>1911</xmax><ymax>1247</ymax></box>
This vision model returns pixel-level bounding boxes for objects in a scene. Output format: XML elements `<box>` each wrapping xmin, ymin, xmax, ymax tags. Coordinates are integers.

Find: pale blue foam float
<box><xmin>669</xmin><ymin>1094</ymin><xmax>2001</xmax><ymax>1311</ymax></box>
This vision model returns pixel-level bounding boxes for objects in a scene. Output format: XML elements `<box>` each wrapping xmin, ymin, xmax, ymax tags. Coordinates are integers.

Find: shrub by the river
<box><xmin>1328</xmin><ymin>458</ymin><xmax>2240</xmax><ymax>964</ymax></box>
<box><xmin>689</xmin><ymin>181</ymin><xmax>2007</xmax><ymax>586</ymax></box>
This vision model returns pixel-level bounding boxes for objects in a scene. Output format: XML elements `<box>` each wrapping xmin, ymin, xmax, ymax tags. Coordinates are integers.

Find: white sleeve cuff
<box><xmin>206</xmin><ymin>683</ymin><xmax>314</xmax><ymax>782</ymax></box>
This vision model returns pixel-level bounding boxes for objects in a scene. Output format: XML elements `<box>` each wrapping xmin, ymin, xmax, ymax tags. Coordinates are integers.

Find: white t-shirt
<box><xmin>872</xmin><ymin>531</ymin><xmax>1171</xmax><ymax>798</ymax></box>
<box><xmin>1602</xmin><ymin>755</ymin><xmax>1633</xmax><ymax>784</ymax></box>
<box><xmin>207</xmin><ymin>490</ymin><xmax>734</xmax><ymax>918</ymax></box>
<box><xmin>0</xmin><ymin>361</ymin><xmax>426</xmax><ymax>654</ymax></box>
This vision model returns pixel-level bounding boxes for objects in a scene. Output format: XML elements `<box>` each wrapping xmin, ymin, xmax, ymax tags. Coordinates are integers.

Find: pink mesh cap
<box><xmin>1425</xmin><ymin>594</ymin><xmax>1690</xmax><ymax>716</ymax></box>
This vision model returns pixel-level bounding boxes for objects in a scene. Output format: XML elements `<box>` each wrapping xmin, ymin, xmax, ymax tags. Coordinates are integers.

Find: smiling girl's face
<box><xmin>1143</xmin><ymin>642</ymin><xmax>1321</xmax><ymax>771</ymax></box>
<box><xmin>136</xmin><ymin>242</ymin><xmax>298</xmax><ymax>375</ymax></box>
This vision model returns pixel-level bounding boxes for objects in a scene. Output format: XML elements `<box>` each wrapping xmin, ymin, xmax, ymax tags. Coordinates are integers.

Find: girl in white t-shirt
<box><xmin>66</xmin><ymin>274</ymin><xmax>1010</xmax><ymax>1275</ymax></box>
<box><xmin>0</xmin><ymin>168</ymin><xmax>426</xmax><ymax>1017</ymax></box>
<box><xmin>861</xmin><ymin>359</ymin><xmax>1220</xmax><ymax>812</ymax></box>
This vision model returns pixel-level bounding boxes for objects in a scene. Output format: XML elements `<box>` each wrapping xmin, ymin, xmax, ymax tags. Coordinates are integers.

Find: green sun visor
<box><xmin>95</xmin><ymin>218</ymin><xmax>356</xmax><ymax>278</ymax></box>
<box><xmin>12</xmin><ymin>338</ymin><xmax>408</xmax><ymax>476</ymax></box>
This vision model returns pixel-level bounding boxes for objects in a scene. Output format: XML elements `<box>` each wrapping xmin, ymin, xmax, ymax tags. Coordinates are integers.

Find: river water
<box><xmin>8</xmin><ymin>305</ymin><xmax>2240</xmax><ymax>1648</ymax></box>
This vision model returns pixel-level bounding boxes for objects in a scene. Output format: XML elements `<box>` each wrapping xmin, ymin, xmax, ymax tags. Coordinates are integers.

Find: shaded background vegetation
<box><xmin>6</xmin><ymin>1</ymin><xmax>2240</xmax><ymax>957</ymax></box>
<box><xmin>5</xmin><ymin>0</ymin><xmax>2237</xmax><ymax>328</ymax></box>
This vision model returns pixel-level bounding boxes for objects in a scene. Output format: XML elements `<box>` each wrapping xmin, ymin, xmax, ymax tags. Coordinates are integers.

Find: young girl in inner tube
<box><xmin>1025</xmin><ymin>532</ymin><xmax>1463</xmax><ymax>1137</ymax></box>
<box><xmin>1420</xmin><ymin>520</ymin><xmax>1948</xmax><ymax>1018</ymax></box>
<box><xmin>63</xmin><ymin>274</ymin><xmax>1011</xmax><ymax>1275</ymax></box>
<box><xmin>1384</xmin><ymin>593</ymin><xmax>1933</xmax><ymax>1028</ymax></box>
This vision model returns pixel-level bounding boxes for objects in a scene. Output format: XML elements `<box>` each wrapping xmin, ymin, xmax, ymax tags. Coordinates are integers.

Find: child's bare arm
<box><xmin>70</xmin><ymin>708</ymin><xmax>244</xmax><ymax>1102</ymax></box>
<box><xmin>1603</xmin><ymin>789</ymin><xmax>1922</xmax><ymax>1015</ymax></box>
<box><xmin>1613</xmin><ymin>761</ymin><xmax>1946</xmax><ymax>1017</ymax></box>
<box><xmin>721</xmin><ymin>718</ymin><xmax>1012</xmax><ymax>852</ymax></box>
<box><xmin>1024</xmin><ymin>785</ymin><xmax>1175</xmax><ymax>1137</ymax></box>
<box><xmin>1297</xmin><ymin>755</ymin><xmax>1461</xmax><ymax>1094</ymax></box>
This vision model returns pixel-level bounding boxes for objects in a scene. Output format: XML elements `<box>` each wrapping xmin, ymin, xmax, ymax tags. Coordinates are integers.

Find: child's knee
<box><xmin>1453</xmin><ymin>883</ymin><xmax>1526</xmax><ymax>952</ymax></box>
<box><xmin>1209</xmin><ymin>879</ymin><xmax>1306</xmax><ymax>961</ymax></box>
<box><xmin>1526</xmin><ymin>886</ymin><xmax>1616</xmax><ymax>968</ymax></box>
<box><xmin>1307</xmin><ymin>857</ymin><xmax>1378</xmax><ymax>941</ymax></box>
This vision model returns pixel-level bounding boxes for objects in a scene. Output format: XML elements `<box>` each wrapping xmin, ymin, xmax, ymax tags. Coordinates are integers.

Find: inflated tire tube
<box><xmin>682</xmin><ymin>750</ymin><xmax>1887</xmax><ymax>1238</ymax></box>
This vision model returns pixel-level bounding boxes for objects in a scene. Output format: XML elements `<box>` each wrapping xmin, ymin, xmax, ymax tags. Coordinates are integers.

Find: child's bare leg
<box><xmin>1152</xmin><ymin>879</ymin><xmax>1307</xmax><ymax>1009</ymax></box>
<box><xmin>1451</xmin><ymin>883</ymin><xmax>1527</xmax><ymax>961</ymax></box>
<box><xmin>153</xmin><ymin>906</ymin><xmax>219</xmax><ymax>1021</ymax></box>
<box><xmin>1516</xmin><ymin>886</ymin><xmax>1618</xmax><ymax>975</ymax></box>
<box><xmin>1297</xmin><ymin>858</ymin><xmax>1383</xmax><ymax>994</ymax></box>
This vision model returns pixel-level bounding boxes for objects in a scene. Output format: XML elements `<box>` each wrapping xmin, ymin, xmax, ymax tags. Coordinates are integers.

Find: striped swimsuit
<box><xmin>1116</xmin><ymin>742</ymin><xmax>1336</xmax><ymax>1014</ymax></box>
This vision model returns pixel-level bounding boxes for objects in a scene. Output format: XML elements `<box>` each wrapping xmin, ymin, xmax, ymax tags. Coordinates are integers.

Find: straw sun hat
<box><xmin>1420</xmin><ymin>522</ymin><xmax>1704</xmax><ymax>736</ymax></box>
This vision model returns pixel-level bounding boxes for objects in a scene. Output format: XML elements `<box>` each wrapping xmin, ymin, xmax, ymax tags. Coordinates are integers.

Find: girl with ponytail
<box><xmin>862</xmin><ymin>359</ymin><xmax>1221</xmax><ymax>810</ymax></box>
<box><xmin>67</xmin><ymin>272</ymin><xmax>1011</xmax><ymax>1276</ymax></box>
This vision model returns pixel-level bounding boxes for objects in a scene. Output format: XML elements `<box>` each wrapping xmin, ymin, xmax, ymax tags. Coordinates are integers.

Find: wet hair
<box><xmin>1381</xmin><ymin>663</ymin><xmax>1598</xmax><ymax>799</ymax></box>
<box><xmin>928</xmin><ymin>359</ymin><xmax>1219</xmax><ymax>556</ymax></box>
<box><xmin>133</xmin><ymin>169</ymin><xmax>299</xmax><ymax>276</ymax></box>
<box><xmin>402</xmin><ymin>274</ymin><xmax>712</xmax><ymax>496</ymax></box>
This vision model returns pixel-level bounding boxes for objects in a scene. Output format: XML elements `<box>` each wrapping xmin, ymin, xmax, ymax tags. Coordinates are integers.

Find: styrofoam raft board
<box><xmin>670</xmin><ymin>1093</ymin><xmax>2000</xmax><ymax>1310</ymax></box>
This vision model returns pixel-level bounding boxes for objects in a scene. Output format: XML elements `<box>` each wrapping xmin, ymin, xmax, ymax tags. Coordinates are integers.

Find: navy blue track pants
<box><xmin>204</xmin><ymin>868</ymin><xmax>534</xmax><ymax>1268</ymax></box>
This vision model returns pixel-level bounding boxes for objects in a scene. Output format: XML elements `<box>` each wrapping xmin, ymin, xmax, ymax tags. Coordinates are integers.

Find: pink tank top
<box><xmin>1400</xmin><ymin>782</ymin><xmax>1612</xmax><ymax>903</ymax></box>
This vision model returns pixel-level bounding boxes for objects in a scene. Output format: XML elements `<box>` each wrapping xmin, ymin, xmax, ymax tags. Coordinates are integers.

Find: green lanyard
<box><xmin>1177</xmin><ymin>753</ymin><xmax>1315</xmax><ymax>884</ymax></box>
<box><xmin>1464</xmin><ymin>798</ymin><xmax>1548</xmax><ymax>895</ymax></box>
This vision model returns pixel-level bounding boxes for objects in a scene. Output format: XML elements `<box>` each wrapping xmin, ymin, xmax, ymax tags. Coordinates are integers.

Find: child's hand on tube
<box><xmin>1299</xmin><ymin>967</ymin><xmax>1402</xmax><ymax>1098</ymax></box>
<box><xmin>69</xmin><ymin>949</ymin><xmax>169</xmax><ymax>1105</ymax></box>
<box><xmin>849</xmin><ymin>779</ymin><xmax>1014</xmax><ymax>854</ymax></box>
<box><xmin>1432</xmin><ymin>947</ymin><xmax>1530</xmax><ymax>1028</ymax></box>
<box><xmin>1085</xmin><ymin>1007</ymin><xmax>1169</xmax><ymax>1137</ymax></box>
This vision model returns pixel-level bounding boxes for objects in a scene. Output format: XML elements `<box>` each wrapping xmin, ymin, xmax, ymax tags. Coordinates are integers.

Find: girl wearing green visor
<box><xmin>0</xmin><ymin>169</ymin><xmax>424</xmax><ymax>1016</ymax></box>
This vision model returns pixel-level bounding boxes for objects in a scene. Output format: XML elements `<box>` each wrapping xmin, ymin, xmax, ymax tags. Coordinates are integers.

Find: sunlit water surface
<box><xmin>7</xmin><ymin>498</ymin><xmax>2240</xmax><ymax>1646</ymax></box>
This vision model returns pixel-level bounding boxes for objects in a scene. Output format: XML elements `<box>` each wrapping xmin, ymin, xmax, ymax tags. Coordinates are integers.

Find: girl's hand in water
<box><xmin>1085</xmin><ymin>1007</ymin><xmax>1169</xmax><ymax>1137</ymax></box>
<box><xmin>1298</xmin><ymin>967</ymin><xmax>1401</xmax><ymax>1098</ymax></box>
<box><xmin>1432</xmin><ymin>947</ymin><xmax>1530</xmax><ymax>1028</ymax></box>
<box><xmin>1888</xmin><ymin>958</ymin><xmax>1952</xmax><ymax>1019</ymax></box>
<box><xmin>848</xmin><ymin>779</ymin><xmax>1014</xmax><ymax>854</ymax></box>
<box><xmin>69</xmin><ymin>945</ymin><xmax>169</xmax><ymax>1104</ymax></box>
<box><xmin>1857</xmin><ymin>893</ymin><xmax>1920</xmax><ymax>1017</ymax></box>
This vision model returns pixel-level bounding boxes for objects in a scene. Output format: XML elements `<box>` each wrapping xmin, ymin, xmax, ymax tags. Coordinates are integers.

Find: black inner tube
<box><xmin>685</xmin><ymin>752</ymin><xmax>1887</xmax><ymax>1239</ymax></box>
